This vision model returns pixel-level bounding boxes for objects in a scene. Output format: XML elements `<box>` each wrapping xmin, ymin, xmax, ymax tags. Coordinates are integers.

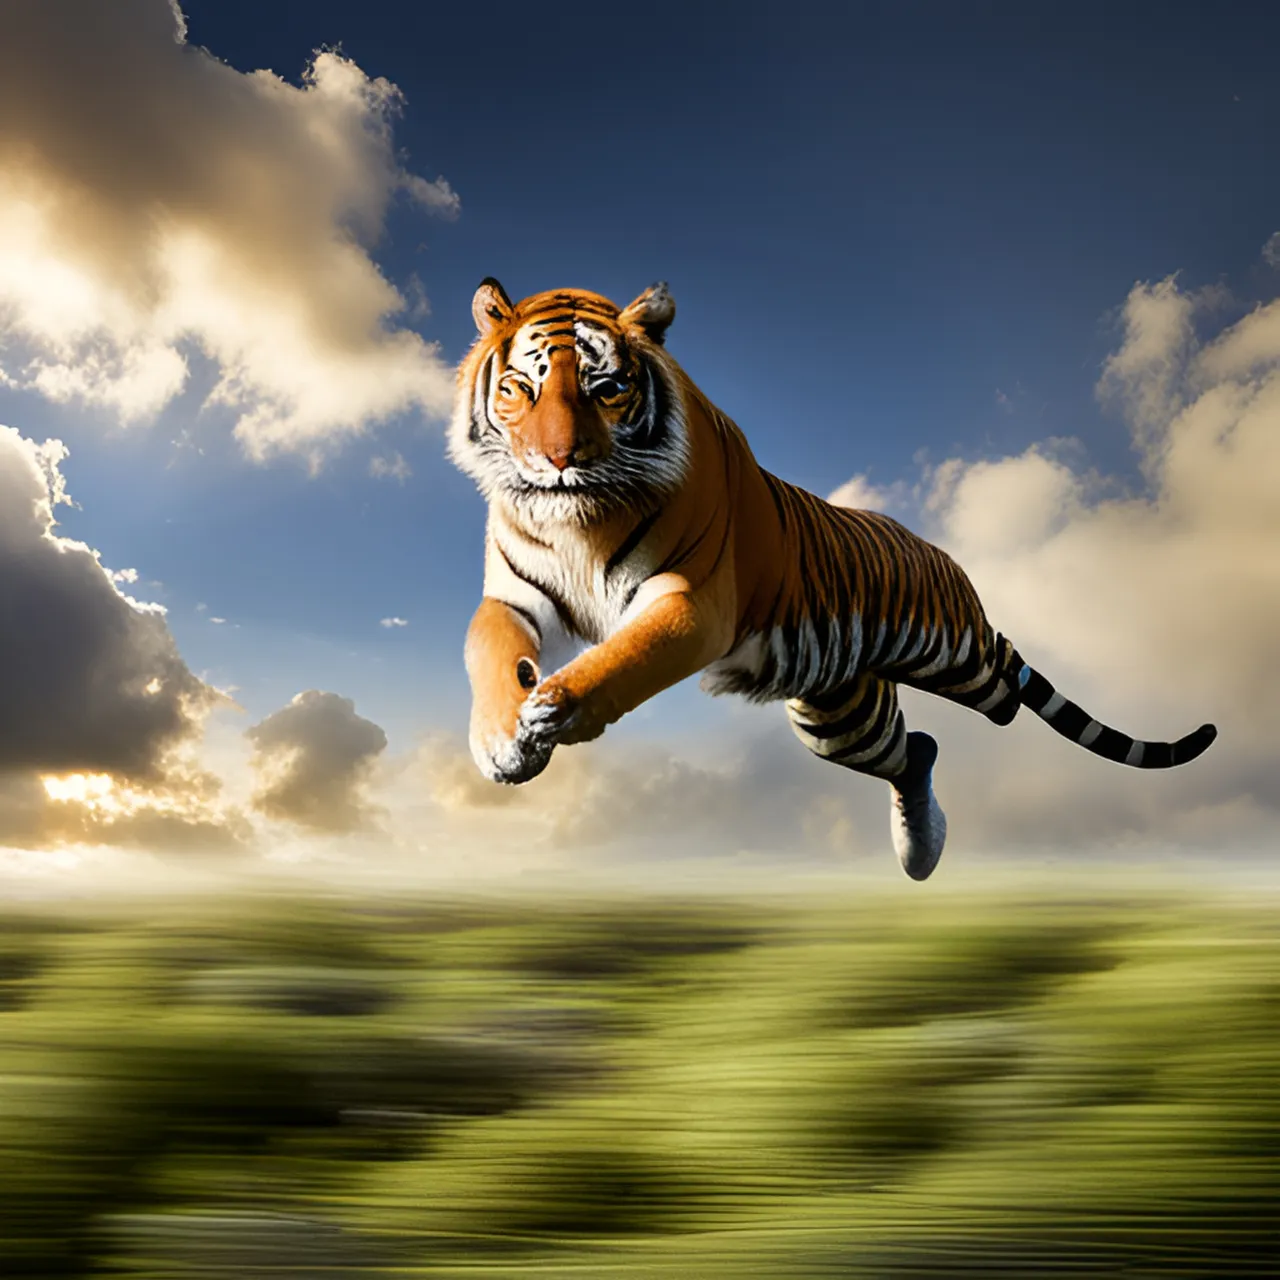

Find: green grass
<box><xmin>0</xmin><ymin>884</ymin><xmax>1277</xmax><ymax>1276</ymax></box>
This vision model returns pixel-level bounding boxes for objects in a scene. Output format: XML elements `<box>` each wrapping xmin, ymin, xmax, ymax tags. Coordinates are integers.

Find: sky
<box><xmin>1</xmin><ymin>0</ymin><xmax>1279</xmax><ymax>887</ymax></box>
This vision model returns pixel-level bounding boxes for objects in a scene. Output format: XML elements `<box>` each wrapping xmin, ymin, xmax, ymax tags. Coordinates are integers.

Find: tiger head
<box><xmin>449</xmin><ymin>280</ymin><xmax>688</xmax><ymax>522</ymax></box>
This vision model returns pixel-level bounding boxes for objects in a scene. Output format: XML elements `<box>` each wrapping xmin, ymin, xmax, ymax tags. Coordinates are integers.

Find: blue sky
<box><xmin>2</xmin><ymin>0</ymin><xmax>1278</xmax><ymax>872</ymax></box>
<box><xmin>30</xmin><ymin>6</ymin><xmax>1280</xmax><ymax>727</ymax></box>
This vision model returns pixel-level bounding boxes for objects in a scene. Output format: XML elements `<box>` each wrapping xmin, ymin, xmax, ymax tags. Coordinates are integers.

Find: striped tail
<box><xmin>1016</xmin><ymin>662</ymin><xmax>1217</xmax><ymax>769</ymax></box>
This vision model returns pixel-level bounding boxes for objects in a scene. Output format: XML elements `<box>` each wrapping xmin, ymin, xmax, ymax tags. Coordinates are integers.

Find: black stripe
<box><xmin>802</xmin><ymin>680</ymin><xmax>862</xmax><ymax>717</ymax></box>
<box><xmin>622</xmin><ymin>361</ymin><xmax>668</xmax><ymax>451</ymax></box>
<box><xmin>1090</xmin><ymin>726</ymin><xmax>1133</xmax><ymax>763</ymax></box>
<box><xmin>1048</xmin><ymin>700</ymin><xmax>1091</xmax><ymax>739</ymax></box>
<box><xmin>924</xmin><ymin>626</ymin><xmax>986</xmax><ymax>694</ymax></box>
<box><xmin>809</xmin><ymin>612</ymin><xmax>832</xmax><ymax>687</ymax></box>
<box><xmin>762</xmin><ymin>470</ymin><xmax>791</xmax><ymax>531</ymax></box>
<box><xmin>861</xmin><ymin>713</ymin><xmax>907</xmax><ymax>773</ymax></box>
<box><xmin>830</xmin><ymin>684</ymin><xmax>898</xmax><ymax>761</ymax></box>
<box><xmin>605</xmin><ymin>509</ymin><xmax>661</xmax><ymax>576</ymax></box>
<box><xmin>1139</xmin><ymin>742</ymin><xmax>1173</xmax><ymax>769</ymax></box>
<box><xmin>756</xmin><ymin>641</ymin><xmax>781</xmax><ymax>694</ymax></box>
<box><xmin>504</xmin><ymin>601</ymin><xmax>542</xmax><ymax>643</ymax></box>
<box><xmin>898</xmin><ymin>624</ymin><xmax>947</xmax><ymax>680</ymax></box>
<box><xmin>495</xmin><ymin>542</ymin><xmax>578</xmax><ymax>637</ymax></box>
<box><xmin>955</xmin><ymin>663</ymin><xmax>1003</xmax><ymax>709</ymax></box>
<box><xmin>801</xmin><ymin>683</ymin><xmax>881</xmax><ymax>741</ymax></box>
<box><xmin>1018</xmin><ymin>668</ymin><xmax>1056</xmax><ymax>712</ymax></box>
<box><xmin>494</xmin><ymin>539</ymin><xmax>528</xmax><ymax>585</ymax></box>
<box><xmin>985</xmin><ymin>689</ymin><xmax>1020</xmax><ymax>727</ymax></box>
<box><xmin>470</xmin><ymin>353</ymin><xmax>495</xmax><ymax>443</ymax></box>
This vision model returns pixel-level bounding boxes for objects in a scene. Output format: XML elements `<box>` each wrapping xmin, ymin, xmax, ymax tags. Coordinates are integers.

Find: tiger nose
<box><xmin>545</xmin><ymin>442</ymin><xmax>593</xmax><ymax>472</ymax></box>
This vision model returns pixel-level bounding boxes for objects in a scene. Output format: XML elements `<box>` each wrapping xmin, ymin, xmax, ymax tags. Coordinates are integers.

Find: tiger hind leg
<box><xmin>786</xmin><ymin>673</ymin><xmax>947</xmax><ymax>882</ymax></box>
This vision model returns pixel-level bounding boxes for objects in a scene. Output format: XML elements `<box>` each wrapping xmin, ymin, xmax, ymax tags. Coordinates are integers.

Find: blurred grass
<box><xmin>0</xmin><ymin>884</ymin><xmax>1277</xmax><ymax>1276</ymax></box>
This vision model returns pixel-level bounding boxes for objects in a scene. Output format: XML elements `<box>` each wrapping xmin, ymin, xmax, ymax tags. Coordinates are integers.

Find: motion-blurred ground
<box><xmin>1</xmin><ymin>880</ymin><xmax>1277</xmax><ymax>1277</ymax></box>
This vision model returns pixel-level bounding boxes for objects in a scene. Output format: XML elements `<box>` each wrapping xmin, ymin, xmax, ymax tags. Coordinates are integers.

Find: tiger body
<box><xmin>450</xmin><ymin>279</ymin><xmax>1216</xmax><ymax>878</ymax></box>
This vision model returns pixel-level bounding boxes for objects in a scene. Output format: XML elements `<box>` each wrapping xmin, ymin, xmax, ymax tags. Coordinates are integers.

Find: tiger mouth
<box><xmin>514</xmin><ymin>468</ymin><xmax>596</xmax><ymax>493</ymax></box>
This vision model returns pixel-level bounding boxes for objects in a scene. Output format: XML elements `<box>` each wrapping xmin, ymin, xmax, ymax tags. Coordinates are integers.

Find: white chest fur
<box><xmin>484</xmin><ymin>510</ymin><xmax>655</xmax><ymax>672</ymax></box>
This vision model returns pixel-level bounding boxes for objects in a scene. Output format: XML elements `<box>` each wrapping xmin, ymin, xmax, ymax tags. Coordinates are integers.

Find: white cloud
<box><xmin>379</xmin><ymin>616</ymin><xmax>409</xmax><ymax>629</ymax></box>
<box><xmin>827</xmin><ymin>473</ymin><xmax>901</xmax><ymax>513</ymax></box>
<box><xmin>369</xmin><ymin>451</ymin><xmax>412</xmax><ymax>482</ymax></box>
<box><xmin>0</xmin><ymin>0</ymin><xmax>457</xmax><ymax>465</ymax></box>
<box><xmin>1263</xmin><ymin>232</ymin><xmax>1280</xmax><ymax>268</ymax></box>
<box><xmin>874</xmin><ymin>272</ymin><xmax>1280</xmax><ymax>857</ymax></box>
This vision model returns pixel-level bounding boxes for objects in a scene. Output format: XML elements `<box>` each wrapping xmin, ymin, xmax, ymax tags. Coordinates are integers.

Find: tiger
<box><xmin>448</xmin><ymin>278</ymin><xmax>1217</xmax><ymax>881</ymax></box>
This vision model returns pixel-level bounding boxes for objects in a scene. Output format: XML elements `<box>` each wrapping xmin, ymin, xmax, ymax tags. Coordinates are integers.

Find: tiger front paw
<box><xmin>469</xmin><ymin>719</ymin><xmax>555</xmax><ymax>786</ymax></box>
<box><xmin>519</xmin><ymin>676</ymin><xmax>608</xmax><ymax>748</ymax></box>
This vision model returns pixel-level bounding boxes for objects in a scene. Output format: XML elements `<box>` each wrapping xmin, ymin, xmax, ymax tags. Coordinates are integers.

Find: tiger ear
<box><xmin>619</xmin><ymin>281</ymin><xmax>675</xmax><ymax>345</ymax></box>
<box><xmin>472</xmin><ymin>277</ymin><xmax>514</xmax><ymax>335</ymax></box>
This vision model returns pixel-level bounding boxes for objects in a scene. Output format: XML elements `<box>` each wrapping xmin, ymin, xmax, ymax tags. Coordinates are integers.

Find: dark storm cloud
<box><xmin>0</xmin><ymin>427</ymin><xmax>216</xmax><ymax>778</ymax></box>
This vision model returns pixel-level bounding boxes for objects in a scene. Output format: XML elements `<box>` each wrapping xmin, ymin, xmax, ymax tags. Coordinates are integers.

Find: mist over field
<box><xmin>2</xmin><ymin>874</ymin><xmax>1278</xmax><ymax>1277</ymax></box>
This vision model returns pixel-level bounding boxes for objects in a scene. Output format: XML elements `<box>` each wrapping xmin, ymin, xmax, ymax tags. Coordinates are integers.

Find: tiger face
<box><xmin>449</xmin><ymin>280</ymin><xmax>688</xmax><ymax>522</ymax></box>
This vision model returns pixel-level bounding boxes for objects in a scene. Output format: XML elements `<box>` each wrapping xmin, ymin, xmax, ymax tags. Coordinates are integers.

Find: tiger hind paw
<box><xmin>889</xmin><ymin>731</ymin><xmax>947</xmax><ymax>882</ymax></box>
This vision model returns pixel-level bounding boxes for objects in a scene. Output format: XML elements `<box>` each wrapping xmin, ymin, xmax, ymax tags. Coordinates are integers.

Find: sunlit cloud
<box><xmin>247</xmin><ymin>691</ymin><xmax>389</xmax><ymax>834</ymax></box>
<box><xmin>829</xmin><ymin>272</ymin><xmax>1280</xmax><ymax>857</ymax></box>
<box><xmin>0</xmin><ymin>424</ymin><xmax>249</xmax><ymax>854</ymax></box>
<box><xmin>0</xmin><ymin>0</ymin><xmax>457</xmax><ymax>466</ymax></box>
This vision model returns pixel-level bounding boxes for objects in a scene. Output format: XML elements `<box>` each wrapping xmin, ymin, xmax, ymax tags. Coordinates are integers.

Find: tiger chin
<box><xmin>448</xmin><ymin>278</ymin><xmax>1217</xmax><ymax>881</ymax></box>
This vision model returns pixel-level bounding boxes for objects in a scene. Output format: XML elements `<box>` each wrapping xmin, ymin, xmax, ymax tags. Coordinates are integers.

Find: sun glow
<box><xmin>40</xmin><ymin>771</ymin><xmax>181</xmax><ymax>819</ymax></box>
<box><xmin>42</xmin><ymin>772</ymin><xmax>117</xmax><ymax>807</ymax></box>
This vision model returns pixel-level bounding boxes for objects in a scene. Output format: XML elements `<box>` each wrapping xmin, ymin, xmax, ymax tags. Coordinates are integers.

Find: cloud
<box><xmin>0</xmin><ymin>0</ymin><xmax>457</xmax><ymax>465</ymax></box>
<box><xmin>247</xmin><ymin>691</ymin><xmax>388</xmax><ymax>833</ymax></box>
<box><xmin>0</xmin><ymin>427</ymin><xmax>218</xmax><ymax>777</ymax></box>
<box><xmin>827</xmin><ymin>473</ymin><xmax>897</xmax><ymax>513</ymax></box>
<box><xmin>1</xmin><ymin>769</ymin><xmax>253</xmax><ymax>857</ymax></box>
<box><xmin>397</xmin><ymin>727</ymin><xmax>889</xmax><ymax>872</ymax></box>
<box><xmin>1264</xmin><ymin>232</ymin><xmax>1280</xmax><ymax>269</ymax></box>
<box><xmin>398</xmin><ymin>263</ymin><xmax>1280</xmax><ymax>872</ymax></box>
<box><xmin>825</xmin><ymin>272</ymin><xmax>1280</xmax><ymax>858</ymax></box>
<box><xmin>369</xmin><ymin>451</ymin><xmax>412</xmax><ymax>482</ymax></box>
<box><xmin>379</xmin><ymin>617</ymin><xmax>409</xmax><ymax>629</ymax></box>
<box><xmin>0</xmin><ymin>425</ymin><xmax>247</xmax><ymax>853</ymax></box>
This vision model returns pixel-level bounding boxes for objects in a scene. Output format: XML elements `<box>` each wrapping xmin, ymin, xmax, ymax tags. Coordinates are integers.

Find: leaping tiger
<box><xmin>449</xmin><ymin>279</ymin><xmax>1217</xmax><ymax>881</ymax></box>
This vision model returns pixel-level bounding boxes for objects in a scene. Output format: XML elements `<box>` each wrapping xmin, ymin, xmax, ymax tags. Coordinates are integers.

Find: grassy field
<box><xmin>1</xmin><ymin>880</ymin><xmax>1277</xmax><ymax>1277</ymax></box>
